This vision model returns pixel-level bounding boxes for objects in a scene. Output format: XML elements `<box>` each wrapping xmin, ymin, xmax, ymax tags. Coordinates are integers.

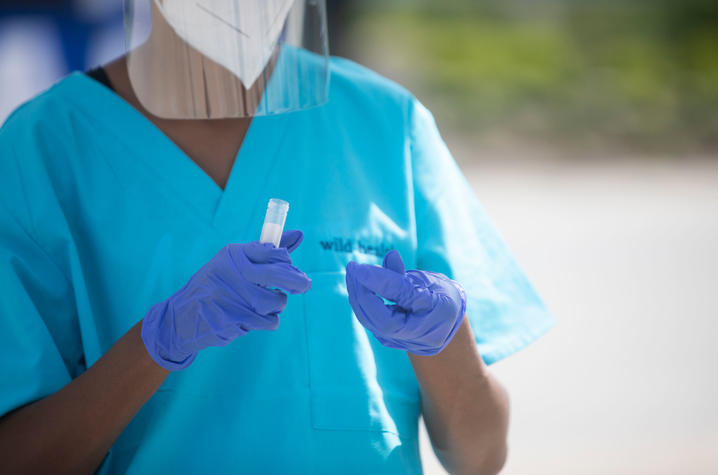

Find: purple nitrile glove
<box><xmin>345</xmin><ymin>249</ymin><xmax>466</xmax><ymax>356</ymax></box>
<box><xmin>142</xmin><ymin>230</ymin><xmax>311</xmax><ymax>371</ymax></box>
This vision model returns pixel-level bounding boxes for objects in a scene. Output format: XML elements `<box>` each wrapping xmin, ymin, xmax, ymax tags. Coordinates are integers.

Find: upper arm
<box><xmin>0</xmin><ymin>122</ymin><xmax>81</xmax><ymax>417</ymax></box>
<box><xmin>409</xmin><ymin>98</ymin><xmax>554</xmax><ymax>364</ymax></box>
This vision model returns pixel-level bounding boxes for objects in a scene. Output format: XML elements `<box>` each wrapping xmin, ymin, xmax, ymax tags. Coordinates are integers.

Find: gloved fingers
<box><xmin>241</xmin><ymin>241</ymin><xmax>292</xmax><ymax>264</ymax></box>
<box><xmin>382</xmin><ymin>249</ymin><xmax>405</xmax><ymax>274</ymax></box>
<box><xmin>346</xmin><ymin>264</ymin><xmax>376</xmax><ymax>331</ymax></box>
<box><xmin>230</xmin><ymin>243</ymin><xmax>311</xmax><ymax>293</ymax></box>
<box><xmin>241</xmin><ymin>230</ymin><xmax>303</xmax><ymax>260</ymax></box>
<box><xmin>202</xmin><ymin>291</ymin><xmax>281</xmax><ymax>332</ymax></box>
<box><xmin>279</xmin><ymin>229</ymin><xmax>304</xmax><ymax>253</ymax></box>
<box><xmin>349</xmin><ymin>263</ymin><xmax>405</xmax><ymax>300</ymax></box>
<box><xmin>240</xmin><ymin>312</ymin><xmax>280</xmax><ymax>331</ymax></box>
<box><xmin>346</xmin><ymin>262</ymin><xmax>405</xmax><ymax>334</ymax></box>
<box><xmin>248</xmin><ymin>287</ymin><xmax>288</xmax><ymax>316</ymax></box>
<box><xmin>243</xmin><ymin>261</ymin><xmax>312</xmax><ymax>294</ymax></box>
<box><xmin>222</xmin><ymin>303</ymin><xmax>281</xmax><ymax>331</ymax></box>
<box><xmin>349</xmin><ymin>262</ymin><xmax>431</xmax><ymax>312</ymax></box>
<box><xmin>346</xmin><ymin>268</ymin><xmax>385</xmax><ymax>332</ymax></box>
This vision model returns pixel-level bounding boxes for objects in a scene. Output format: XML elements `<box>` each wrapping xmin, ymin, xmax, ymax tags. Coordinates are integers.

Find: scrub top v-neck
<box><xmin>81</xmin><ymin>69</ymin><xmax>291</xmax><ymax>235</ymax></box>
<box><xmin>0</xmin><ymin>53</ymin><xmax>554</xmax><ymax>474</ymax></box>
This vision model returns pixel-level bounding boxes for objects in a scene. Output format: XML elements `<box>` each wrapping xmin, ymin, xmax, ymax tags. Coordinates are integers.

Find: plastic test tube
<box><xmin>259</xmin><ymin>198</ymin><xmax>289</xmax><ymax>248</ymax></box>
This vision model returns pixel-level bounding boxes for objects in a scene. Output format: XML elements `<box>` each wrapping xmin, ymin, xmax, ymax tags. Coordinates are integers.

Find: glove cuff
<box><xmin>141</xmin><ymin>301</ymin><xmax>197</xmax><ymax>371</ymax></box>
<box><xmin>405</xmin><ymin>280</ymin><xmax>467</xmax><ymax>357</ymax></box>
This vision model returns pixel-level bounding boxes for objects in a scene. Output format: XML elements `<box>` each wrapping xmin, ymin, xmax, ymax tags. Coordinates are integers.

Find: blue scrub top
<box><xmin>0</xmin><ymin>54</ymin><xmax>554</xmax><ymax>473</ymax></box>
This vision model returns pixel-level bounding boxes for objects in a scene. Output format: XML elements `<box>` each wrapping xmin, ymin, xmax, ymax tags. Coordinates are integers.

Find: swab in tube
<box><xmin>259</xmin><ymin>198</ymin><xmax>289</xmax><ymax>248</ymax></box>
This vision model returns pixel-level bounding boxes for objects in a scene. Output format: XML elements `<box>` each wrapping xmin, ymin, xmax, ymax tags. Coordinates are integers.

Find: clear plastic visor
<box><xmin>123</xmin><ymin>0</ymin><xmax>329</xmax><ymax>119</ymax></box>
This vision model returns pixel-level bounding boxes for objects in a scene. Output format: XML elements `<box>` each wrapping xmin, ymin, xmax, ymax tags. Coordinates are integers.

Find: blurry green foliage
<box><xmin>349</xmin><ymin>0</ymin><xmax>718</xmax><ymax>152</ymax></box>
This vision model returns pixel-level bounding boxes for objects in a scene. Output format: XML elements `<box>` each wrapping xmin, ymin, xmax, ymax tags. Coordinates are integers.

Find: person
<box><xmin>0</xmin><ymin>1</ymin><xmax>553</xmax><ymax>473</ymax></box>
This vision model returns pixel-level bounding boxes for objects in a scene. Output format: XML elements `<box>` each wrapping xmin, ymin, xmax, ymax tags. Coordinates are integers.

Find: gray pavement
<box><xmin>421</xmin><ymin>152</ymin><xmax>718</xmax><ymax>474</ymax></box>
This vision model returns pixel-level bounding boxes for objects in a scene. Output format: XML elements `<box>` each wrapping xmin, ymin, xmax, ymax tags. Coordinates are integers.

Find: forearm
<box><xmin>0</xmin><ymin>320</ymin><xmax>168</xmax><ymax>474</ymax></box>
<box><xmin>409</xmin><ymin>318</ymin><xmax>509</xmax><ymax>475</ymax></box>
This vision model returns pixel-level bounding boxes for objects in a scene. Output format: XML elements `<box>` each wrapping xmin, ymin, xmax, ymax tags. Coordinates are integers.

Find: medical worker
<box><xmin>0</xmin><ymin>1</ymin><xmax>553</xmax><ymax>473</ymax></box>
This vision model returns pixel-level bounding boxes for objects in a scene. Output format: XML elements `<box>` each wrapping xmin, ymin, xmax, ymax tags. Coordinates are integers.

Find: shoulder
<box><xmin>318</xmin><ymin>56</ymin><xmax>426</xmax><ymax>146</ymax></box>
<box><xmin>329</xmin><ymin>56</ymin><xmax>411</xmax><ymax>99</ymax></box>
<box><xmin>0</xmin><ymin>73</ymin><xmax>83</xmax><ymax>146</ymax></box>
<box><xmin>323</xmin><ymin>57</ymin><xmax>442</xmax><ymax>150</ymax></box>
<box><xmin>327</xmin><ymin>56</ymin><xmax>416</xmax><ymax>117</ymax></box>
<box><xmin>0</xmin><ymin>75</ymin><xmax>85</xmax><ymax>227</ymax></box>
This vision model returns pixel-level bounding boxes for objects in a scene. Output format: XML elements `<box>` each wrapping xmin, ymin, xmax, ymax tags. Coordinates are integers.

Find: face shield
<box><xmin>123</xmin><ymin>0</ymin><xmax>330</xmax><ymax>119</ymax></box>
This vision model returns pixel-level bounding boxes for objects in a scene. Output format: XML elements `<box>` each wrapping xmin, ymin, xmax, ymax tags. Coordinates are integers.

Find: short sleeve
<box><xmin>410</xmin><ymin>98</ymin><xmax>554</xmax><ymax>365</ymax></box>
<box><xmin>0</xmin><ymin>123</ymin><xmax>82</xmax><ymax>417</ymax></box>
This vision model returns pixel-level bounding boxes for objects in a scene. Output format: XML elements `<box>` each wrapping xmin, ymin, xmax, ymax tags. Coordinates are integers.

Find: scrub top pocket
<box><xmin>302</xmin><ymin>271</ymin><xmax>421</xmax><ymax>439</ymax></box>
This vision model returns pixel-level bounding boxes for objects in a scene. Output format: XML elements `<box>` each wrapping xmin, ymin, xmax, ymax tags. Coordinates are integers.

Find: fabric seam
<box><xmin>1</xmin><ymin>135</ymin><xmax>73</xmax><ymax>288</ymax></box>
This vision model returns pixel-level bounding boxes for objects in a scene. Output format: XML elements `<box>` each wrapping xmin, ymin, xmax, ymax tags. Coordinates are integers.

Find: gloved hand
<box><xmin>345</xmin><ymin>250</ymin><xmax>466</xmax><ymax>356</ymax></box>
<box><xmin>142</xmin><ymin>230</ymin><xmax>311</xmax><ymax>371</ymax></box>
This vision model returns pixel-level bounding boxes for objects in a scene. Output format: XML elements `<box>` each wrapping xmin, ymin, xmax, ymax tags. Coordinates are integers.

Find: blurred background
<box><xmin>1</xmin><ymin>0</ymin><xmax>717</xmax><ymax>473</ymax></box>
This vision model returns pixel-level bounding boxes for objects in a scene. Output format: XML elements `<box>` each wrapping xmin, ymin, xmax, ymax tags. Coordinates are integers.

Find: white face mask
<box><xmin>155</xmin><ymin>0</ymin><xmax>295</xmax><ymax>87</ymax></box>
